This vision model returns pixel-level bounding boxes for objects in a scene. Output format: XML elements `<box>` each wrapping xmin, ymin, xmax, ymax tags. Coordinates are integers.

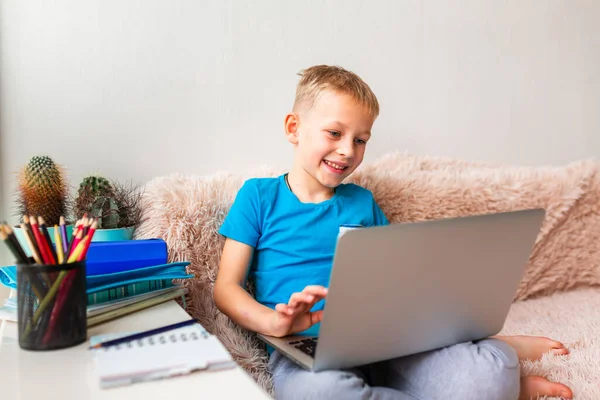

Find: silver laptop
<box><xmin>258</xmin><ymin>208</ymin><xmax>545</xmax><ymax>372</ymax></box>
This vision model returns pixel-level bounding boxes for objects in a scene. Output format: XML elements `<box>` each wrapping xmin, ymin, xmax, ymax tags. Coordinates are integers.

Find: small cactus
<box><xmin>16</xmin><ymin>155</ymin><xmax>68</xmax><ymax>226</ymax></box>
<box><xmin>74</xmin><ymin>175</ymin><xmax>122</xmax><ymax>229</ymax></box>
<box><xmin>80</xmin><ymin>175</ymin><xmax>113</xmax><ymax>196</ymax></box>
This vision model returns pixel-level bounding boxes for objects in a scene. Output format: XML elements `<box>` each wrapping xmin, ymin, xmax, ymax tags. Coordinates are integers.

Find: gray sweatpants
<box><xmin>269</xmin><ymin>338</ymin><xmax>520</xmax><ymax>400</ymax></box>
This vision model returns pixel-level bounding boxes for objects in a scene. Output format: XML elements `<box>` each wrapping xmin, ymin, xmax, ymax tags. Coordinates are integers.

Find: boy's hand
<box><xmin>268</xmin><ymin>285</ymin><xmax>328</xmax><ymax>337</ymax></box>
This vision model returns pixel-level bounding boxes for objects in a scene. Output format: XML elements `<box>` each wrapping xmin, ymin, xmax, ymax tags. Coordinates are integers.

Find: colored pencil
<box><xmin>75</xmin><ymin>234</ymin><xmax>92</xmax><ymax>262</ymax></box>
<box><xmin>59</xmin><ymin>216</ymin><xmax>68</xmax><ymax>255</ymax></box>
<box><xmin>20</xmin><ymin>223</ymin><xmax>43</xmax><ymax>264</ymax></box>
<box><xmin>19</xmin><ymin>221</ymin><xmax>51</xmax><ymax>288</ymax></box>
<box><xmin>30</xmin><ymin>216</ymin><xmax>50</xmax><ymax>264</ymax></box>
<box><xmin>66</xmin><ymin>219</ymin><xmax>82</xmax><ymax>259</ymax></box>
<box><xmin>42</xmin><ymin>280</ymin><xmax>70</xmax><ymax>345</ymax></box>
<box><xmin>2</xmin><ymin>224</ymin><xmax>30</xmax><ymax>263</ymax></box>
<box><xmin>0</xmin><ymin>225</ymin><xmax>28</xmax><ymax>264</ymax></box>
<box><xmin>38</xmin><ymin>217</ymin><xmax>57</xmax><ymax>264</ymax></box>
<box><xmin>87</xmin><ymin>219</ymin><xmax>97</xmax><ymax>241</ymax></box>
<box><xmin>82</xmin><ymin>217</ymin><xmax>90</xmax><ymax>237</ymax></box>
<box><xmin>54</xmin><ymin>225</ymin><xmax>64</xmax><ymax>264</ymax></box>
<box><xmin>67</xmin><ymin>234</ymin><xmax>88</xmax><ymax>263</ymax></box>
<box><xmin>77</xmin><ymin>220</ymin><xmax>96</xmax><ymax>262</ymax></box>
<box><xmin>23</xmin><ymin>215</ymin><xmax>41</xmax><ymax>259</ymax></box>
<box><xmin>69</xmin><ymin>229</ymin><xmax>83</xmax><ymax>259</ymax></box>
<box><xmin>88</xmin><ymin>319</ymin><xmax>199</xmax><ymax>350</ymax></box>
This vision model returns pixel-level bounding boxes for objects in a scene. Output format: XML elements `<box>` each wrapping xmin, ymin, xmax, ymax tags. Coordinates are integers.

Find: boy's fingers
<box><xmin>289</xmin><ymin>310</ymin><xmax>325</xmax><ymax>335</ymax></box>
<box><xmin>288</xmin><ymin>293</ymin><xmax>315</xmax><ymax>309</ymax></box>
<box><xmin>296</xmin><ymin>294</ymin><xmax>326</xmax><ymax>309</ymax></box>
<box><xmin>286</xmin><ymin>287</ymin><xmax>327</xmax><ymax>309</ymax></box>
<box><xmin>275</xmin><ymin>303</ymin><xmax>287</xmax><ymax>313</ymax></box>
<box><xmin>275</xmin><ymin>303</ymin><xmax>294</xmax><ymax>316</ymax></box>
<box><xmin>309</xmin><ymin>310</ymin><xmax>324</xmax><ymax>326</ymax></box>
<box><xmin>302</xmin><ymin>286</ymin><xmax>328</xmax><ymax>296</ymax></box>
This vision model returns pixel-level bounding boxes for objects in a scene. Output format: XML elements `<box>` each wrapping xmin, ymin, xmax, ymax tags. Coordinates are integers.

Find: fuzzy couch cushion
<box><xmin>499</xmin><ymin>287</ymin><xmax>600</xmax><ymax>399</ymax></box>
<box><xmin>135</xmin><ymin>152</ymin><xmax>600</xmax><ymax>398</ymax></box>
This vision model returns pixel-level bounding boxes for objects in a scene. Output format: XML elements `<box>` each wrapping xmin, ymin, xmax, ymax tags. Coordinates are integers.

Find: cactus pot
<box><xmin>91</xmin><ymin>226</ymin><xmax>135</xmax><ymax>242</ymax></box>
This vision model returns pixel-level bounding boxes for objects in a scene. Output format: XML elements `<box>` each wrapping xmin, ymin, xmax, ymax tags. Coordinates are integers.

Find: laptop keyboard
<box><xmin>288</xmin><ymin>337</ymin><xmax>318</xmax><ymax>358</ymax></box>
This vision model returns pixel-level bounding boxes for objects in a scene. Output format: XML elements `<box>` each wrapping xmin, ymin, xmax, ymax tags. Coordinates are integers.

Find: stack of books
<box><xmin>0</xmin><ymin>239</ymin><xmax>194</xmax><ymax>326</ymax></box>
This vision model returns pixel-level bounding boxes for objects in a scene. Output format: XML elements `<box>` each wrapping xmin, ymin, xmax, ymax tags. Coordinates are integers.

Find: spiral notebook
<box><xmin>92</xmin><ymin>323</ymin><xmax>235</xmax><ymax>388</ymax></box>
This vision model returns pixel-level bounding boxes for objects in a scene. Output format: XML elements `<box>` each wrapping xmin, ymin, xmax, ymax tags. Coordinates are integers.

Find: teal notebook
<box><xmin>87</xmin><ymin>280</ymin><xmax>177</xmax><ymax>305</ymax></box>
<box><xmin>0</xmin><ymin>262</ymin><xmax>193</xmax><ymax>293</ymax></box>
<box><xmin>86</xmin><ymin>262</ymin><xmax>193</xmax><ymax>293</ymax></box>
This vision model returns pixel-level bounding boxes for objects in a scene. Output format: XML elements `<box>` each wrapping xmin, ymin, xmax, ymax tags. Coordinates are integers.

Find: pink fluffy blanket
<box><xmin>135</xmin><ymin>152</ymin><xmax>600</xmax><ymax>396</ymax></box>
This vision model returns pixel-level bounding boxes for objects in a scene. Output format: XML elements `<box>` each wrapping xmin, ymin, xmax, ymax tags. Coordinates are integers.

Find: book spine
<box><xmin>87</xmin><ymin>280</ymin><xmax>174</xmax><ymax>305</ymax></box>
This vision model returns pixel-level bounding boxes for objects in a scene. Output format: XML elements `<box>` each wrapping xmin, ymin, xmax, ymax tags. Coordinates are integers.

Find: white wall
<box><xmin>1</xmin><ymin>1</ymin><xmax>599</xmax><ymax>256</ymax></box>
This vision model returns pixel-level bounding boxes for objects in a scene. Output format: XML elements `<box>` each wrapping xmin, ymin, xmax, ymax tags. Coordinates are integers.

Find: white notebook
<box><xmin>92</xmin><ymin>324</ymin><xmax>235</xmax><ymax>388</ymax></box>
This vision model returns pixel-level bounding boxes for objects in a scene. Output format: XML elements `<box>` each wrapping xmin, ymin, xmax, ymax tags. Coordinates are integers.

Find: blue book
<box><xmin>85</xmin><ymin>239</ymin><xmax>168</xmax><ymax>276</ymax></box>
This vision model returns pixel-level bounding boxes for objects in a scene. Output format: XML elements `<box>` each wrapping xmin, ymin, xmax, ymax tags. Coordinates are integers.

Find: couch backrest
<box><xmin>135</xmin><ymin>152</ymin><xmax>600</xmax><ymax>311</ymax></box>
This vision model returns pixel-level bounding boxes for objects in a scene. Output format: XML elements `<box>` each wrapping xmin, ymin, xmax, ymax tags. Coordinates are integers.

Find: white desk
<box><xmin>0</xmin><ymin>300</ymin><xmax>271</xmax><ymax>400</ymax></box>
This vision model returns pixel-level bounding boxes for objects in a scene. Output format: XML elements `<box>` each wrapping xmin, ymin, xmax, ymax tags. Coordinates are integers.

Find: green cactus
<box><xmin>80</xmin><ymin>175</ymin><xmax>113</xmax><ymax>196</ymax></box>
<box><xmin>16</xmin><ymin>155</ymin><xmax>68</xmax><ymax>225</ymax></box>
<box><xmin>74</xmin><ymin>175</ymin><xmax>121</xmax><ymax>229</ymax></box>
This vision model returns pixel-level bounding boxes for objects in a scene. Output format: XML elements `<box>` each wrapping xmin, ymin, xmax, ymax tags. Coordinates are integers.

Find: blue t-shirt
<box><xmin>218</xmin><ymin>174</ymin><xmax>389</xmax><ymax>337</ymax></box>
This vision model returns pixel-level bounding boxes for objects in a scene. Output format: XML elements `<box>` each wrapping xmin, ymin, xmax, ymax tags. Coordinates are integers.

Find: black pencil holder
<box><xmin>16</xmin><ymin>260</ymin><xmax>87</xmax><ymax>351</ymax></box>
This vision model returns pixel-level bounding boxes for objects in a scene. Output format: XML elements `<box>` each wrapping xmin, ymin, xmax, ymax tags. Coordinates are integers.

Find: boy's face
<box><xmin>286</xmin><ymin>90</ymin><xmax>375</xmax><ymax>189</ymax></box>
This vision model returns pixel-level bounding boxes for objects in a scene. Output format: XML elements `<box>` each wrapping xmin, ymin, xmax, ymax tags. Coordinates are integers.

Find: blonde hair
<box><xmin>293</xmin><ymin>65</ymin><xmax>380</xmax><ymax>117</ymax></box>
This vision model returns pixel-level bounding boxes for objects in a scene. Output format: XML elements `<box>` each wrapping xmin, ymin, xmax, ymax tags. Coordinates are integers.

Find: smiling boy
<box><xmin>214</xmin><ymin>65</ymin><xmax>572</xmax><ymax>400</ymax></box>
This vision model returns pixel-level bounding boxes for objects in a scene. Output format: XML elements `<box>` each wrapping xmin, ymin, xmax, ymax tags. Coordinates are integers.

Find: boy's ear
<box><xmin>284</xmin><ymin>113</ymin><xmax>300</xmax><ymax>145</ymax></box>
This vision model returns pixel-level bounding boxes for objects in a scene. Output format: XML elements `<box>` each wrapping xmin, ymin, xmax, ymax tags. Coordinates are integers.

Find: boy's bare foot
<box><xmin>520</xmin><ymin>376</ymin><xmax>573</xmax><ymax>399</ymax></box>
<box><xmin>494</xmin><ymin>335</ymin><xmax>569</xmax><ymax>361</ymax></box>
